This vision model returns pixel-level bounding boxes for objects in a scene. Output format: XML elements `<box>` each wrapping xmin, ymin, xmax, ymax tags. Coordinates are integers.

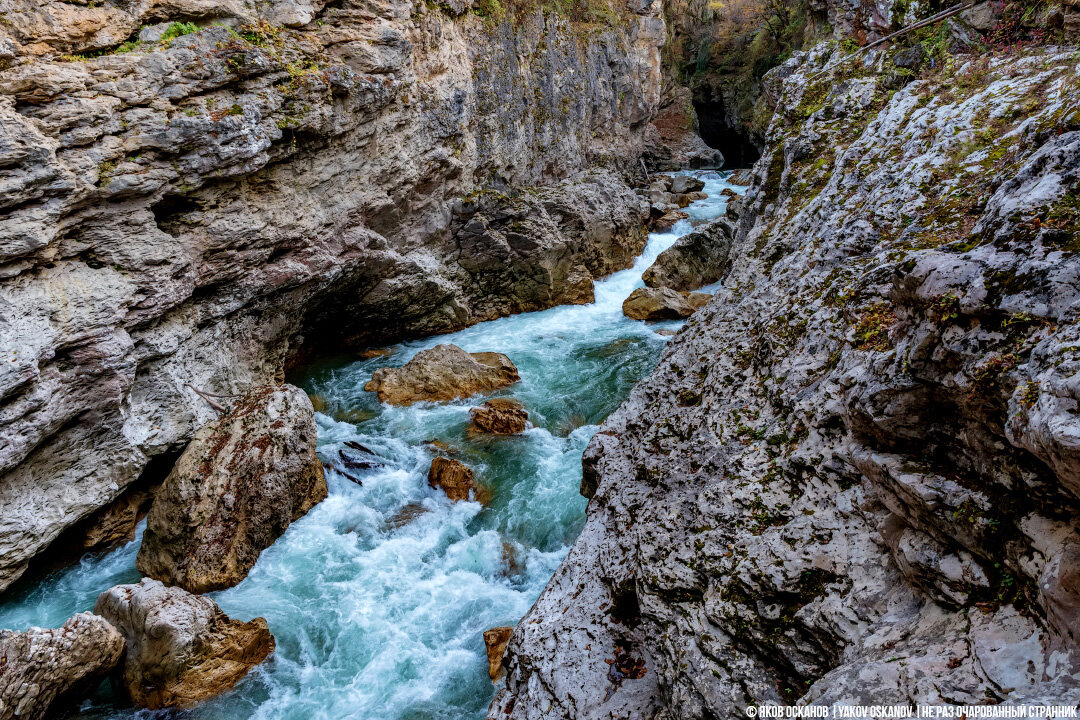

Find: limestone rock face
<box><xmin>365</xmin><ymin>345</ymin><xmax>520</xmax><ymax>406</ymax></box>
<box><xmin>642</xmin><ymin>216</ymin><xmax>735</xmax><ymax>291</ymax></box>
<box><xmin>484</xmin><ymin>626</ymin><xmax>514</xmax><ymax>681</ymax></box>
<box><xmin>469</xmin><ymin>398</ymin><xmax>529</xmax><ymax>435</ymax></box>
<box><xmin>95</xmin><ymin>578</ymin><xmax>274</xmax><ymax>709</ymax></box>
<box><xmin>0</xmin><ymin>613</ymin><xmax>124</xmax><ymax>720</ymax></box>
<box><xmin>493</xmin><ymin>45</ymin><xmax>1080</xmax><ymax>719</ymax></box>
<box><xmin>644</xmin><ymin>87</ymin><xmax>725</xmax><ymax>170</ymax></box>
<box><xmin>427</xmin><ymin>457</ymin><xmax>478</xmax><ymax>502</ymax></box>
<box><xmin>622</xmin><ymin>287</ymin><xmax>701</xmax><ymax>320</ymax></box>
<box><xmin>136</xmin><ymin>384</ymin><xmax>326</xmax><ymax>593</ymax></box>
<box><xmin>0</xmin><ymin>0</ymin><xmax>664</xmax><ymax>592</ymax></box>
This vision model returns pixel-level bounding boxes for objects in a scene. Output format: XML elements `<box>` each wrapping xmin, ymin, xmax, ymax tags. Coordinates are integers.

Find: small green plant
<box><xmin>853</xmin><ymin>302</ymin><xmax>896</xmax><ymax>351</ymax></box>
<box><xmin>161</xmin><ymin>21</ymin><xmax>199</xmax><ymax>42</ymax></box>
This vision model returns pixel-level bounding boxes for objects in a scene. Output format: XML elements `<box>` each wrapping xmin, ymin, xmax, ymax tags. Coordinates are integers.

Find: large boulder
<box><xmin>622</xmin><ymin>288</ymin><xmax>710</xmax><ymax>321</ymax></box>
<box><xmin>136</xmin><ymin>384</ymin><xmax>327</xmax><ymax>593</ymax></box>
<box><xmin>95</xmin><ymin>579</ymin><xmax>274</xmax><ymax>709</ymax></box>
<box><xmin>469</xmin><ymin>398</ymin><xmax>529</xmax><ymax>436</ymax></box>
<box><xmin>365</xmin><ymin>344</ymin><xmax>520</xmax><ymax>406</ymax></box>
<box><xmin>0</xmin><ymin>613</ymin><xmax>124</xmax><ymax>720</ymax></box>
<box><xmin>669</xmin><ymin>176</ymin><xmax>706</xmax><ymax>194</ymax></box>
<box><xmin>641</xmin><ymin>216</ymin><xmax>736</xmax><ymax>292</ymax></box>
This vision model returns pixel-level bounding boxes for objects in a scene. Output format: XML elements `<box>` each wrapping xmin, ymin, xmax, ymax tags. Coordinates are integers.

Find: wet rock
<box><xmin>669</xmin><ymin>176</ymin><xmax>705</xmax><ymax>194</ymax></box>
<box><xmin>727</xmin><ymin>169</ymin><xmax>753</xmax><ymax>185</ymax></box>
<box><xmin>484</xmin><ymin>626</ymin><xmax>514</xmax><ymax>681</ymax></box>
<box><xmin>386</xmin><ymin>502</ymin><xmax>429</xmax><ymax>529</ymax></box>
<box><xmin>641</xmin><ymin>217</ymin><xmax>735</xmax><ymax>291</ymax></box>
<box><xmin>427</xmin><ymin>457</ymin><xmax>481</xmax><ymax>502</ymax></box>
<box><xmin>357</xmin><ymin>347</ymin><xmax>393</xmax><ymax>359</ymax></box>
<box><xmin>365</xmin><ymin>345</ymin><xmax>520</xmax><ymax>406</ymax></box>
<box><xmin>136</xmin><ymin>384</ymin><xmax>327</xmax><ymax>593</ymax></box>
<box><xmin>95</xmin><ymin>578</ymin><xmax>274</xmax><ymax>709</ymax></box>
<box><xmin>622</xmin><ymin>287</ymin><xmax>696</xmax><ymax>320</ymax></box>
<box><xmin>469</xmin><ymin>398</ymin><xmax>529</xmax><ymax>435</ymax></box>
<box><xmin>0</xmin><ymin>613</ymin><xmax>124</xmax><ymax>720</ymax></box>
<box><xmin>649</xmin><ymin>210</ymin><xmax>688</xmax><ymax>233</ymax></box>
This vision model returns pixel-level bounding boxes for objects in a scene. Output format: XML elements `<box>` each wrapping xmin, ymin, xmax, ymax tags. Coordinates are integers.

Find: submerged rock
<box><xmin>365</xmin><ymin>344</ymin><xmax>520</xmax><ymax>406</ymax></box>
<box><xmin>622</xmin><ymin>287</ymin><xmax>707</xmax><ymax>321</ymax></box>
<box><xmin>484</xmin><ymin>626</ymin><xmax>514</xmax><ymax>681</ymax></box>
<box><xmin>641</xmin><ymin>216</ymin><xmax>735</xmax><ymax>292</ymax></box>
<box><xmin>0</xmin><ymin>613</ymin><xmax>124</xmax><ymax>720</ymax></box>
<box><xmin>469</xmin><ymin>398</ymin><xmax>529</xmax><ymax>435</ymax></box>
<box><xmin>136</xmin><ymin>384</ymin><xmax>327</xmax><ymax>593</ymax></box>
<box><xmin>95</xmin><ymin>579</ymin><xmax>274</xmax><ymax>709</ymax></box>
<box><xmin>427</xmin><ymin>457</ymin><xmax>481</xmax><ymax>502</ymax></box>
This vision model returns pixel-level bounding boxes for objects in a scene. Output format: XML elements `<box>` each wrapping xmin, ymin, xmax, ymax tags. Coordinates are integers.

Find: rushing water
<box><xmin>0</xmin><ymin>170</ymin><xmax>743</xmax><ymax>720</ymax></box>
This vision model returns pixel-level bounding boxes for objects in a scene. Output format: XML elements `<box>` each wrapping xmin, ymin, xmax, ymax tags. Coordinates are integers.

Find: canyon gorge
<box><xmin>2</xmin><ymin>0</ymin><xmax>1080</xmax><ymax>717</ymax></box>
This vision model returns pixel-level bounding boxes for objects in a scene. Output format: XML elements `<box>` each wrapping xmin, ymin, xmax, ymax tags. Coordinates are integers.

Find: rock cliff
<box><xmin>493</xmin><ymin>40</ymin><xmax>1080</xmax><ymax>718</ymax></box>
<box><xmin>0</xmin><ymin>0</ymin><xmax>664</xmax><ymax>591</ymax></box>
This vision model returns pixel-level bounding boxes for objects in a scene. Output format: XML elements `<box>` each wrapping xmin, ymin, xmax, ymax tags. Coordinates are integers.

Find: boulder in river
<box><xmin>669</xmin><ymin>176</ymin><xmax>706</xmax><ymax>194</ymax></box>
<box><xmin>0</xmin><ymin>613</ymin><xmax>124</xmax><ymax>720</ymax></box>
<box><xmin>364</xmin><ymin>344</ymin><xmax>520</xmax><ymax>405</ymax></box>
<box><xmin>136</xmin><ymin>384</ymin><xmax>327</xmax><ymax>593</ymax></box>
<box><xmin>641</xmin><ymin>216</ymin><xmax>735</xmax><ymax>292</ymax></box>
<box><xmin>622</xmin><ymin>287</ymin><xmax>705</xmax><ymax>321</ymax></box>
<box><xmin>469</xmin><ymin>398</ymin><xmax>529</xmax><ymax>435</ymax></box>
<box><xmin>95</xmin><ymin>578</ymin><xmax>274</xmax><ymax>709</ymax></box>
<box><xmin>484</xmin><ymin>626</ymin><xmax>514</xmax><ymax>681</ymax></box>
<box><xmin>428</xmin><ymin>457</ymin><xmax>482</xmax><ymax>502</ymax></box>
<box><xmin>649</xmin><ymin>210</ymin><xmax>688</xmax><ymax>233</ymax></box>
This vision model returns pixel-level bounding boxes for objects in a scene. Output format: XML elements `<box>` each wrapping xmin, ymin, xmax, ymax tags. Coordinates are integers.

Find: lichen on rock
<box><xmin>136</xmin><ymin>383</ymin><xmax>326</xmax><ymax>593</ymax></box>
<box><xmin>493</xmin><ymin>40</ymin><xmax>1080</xmax><ymax>719</ymax></box>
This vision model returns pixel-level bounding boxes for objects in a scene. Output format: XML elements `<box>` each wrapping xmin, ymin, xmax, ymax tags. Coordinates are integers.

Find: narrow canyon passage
<box><xmin>0</xmin><ymin>173</ymin><xmax>744</xmax><ymax>720</ymax></box>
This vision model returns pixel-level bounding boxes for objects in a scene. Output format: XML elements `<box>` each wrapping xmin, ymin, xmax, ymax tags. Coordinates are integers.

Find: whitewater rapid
<box><xmin>0</xmin><ymin>170</ymin><xmax>743</xmax><ymax>720</ymax></box>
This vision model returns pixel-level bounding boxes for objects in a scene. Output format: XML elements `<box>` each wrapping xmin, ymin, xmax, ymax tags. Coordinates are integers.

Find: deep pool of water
<box><xmin>0</xmin><ymin>170</ymin><xmax>743</xmax><ymax>720</ymax></box>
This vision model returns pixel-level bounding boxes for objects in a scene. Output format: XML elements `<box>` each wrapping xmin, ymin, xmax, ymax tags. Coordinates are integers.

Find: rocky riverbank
<box><xmin>0</xmin><ymin>0</ymin><xmax>671</xmax><ymax>592</ymax></box>
<box><xmin>493</xmin><ymin>31</ymin><xmax>1080</xmax><ymax>719</ymax></box>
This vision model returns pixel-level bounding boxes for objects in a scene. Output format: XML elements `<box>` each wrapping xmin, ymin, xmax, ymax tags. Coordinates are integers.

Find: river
<box><xmin>0</xmin><ymin>170</ymin><xmax>743</xmax><ymax>720</ymax></box>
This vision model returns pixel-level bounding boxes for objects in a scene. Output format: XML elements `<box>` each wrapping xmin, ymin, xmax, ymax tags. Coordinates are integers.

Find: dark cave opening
<box><xmin>693</xmin><ymin>97</ymin><xmax>761</xmax><ymax>169</ymax></box>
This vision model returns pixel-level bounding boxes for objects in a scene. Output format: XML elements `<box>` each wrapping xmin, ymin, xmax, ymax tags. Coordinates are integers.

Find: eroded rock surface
<box><xmin>642</xmin><ymin>216</ymin><xmax>735</xmax><ymax>291</ymax></box>
<box><xmin>494</xmin><ymin>43</ymin><xmax>1080</xmax><ymax>719</ymax></box>
<box><xmin>427</xmin><ymin>456</ymin><xmax>479</xmax><ymax>502</ymax></box>
<box><xmin>621</xmin><ymin>287</ymin><xmax>708</xmax><ymax>321</ymax></box>
<box><xmin>484</xmin><ymin>626</ymin><xmax>514</xmax><ymax>681</ymax></box>
<box><xmin>0</xmin><ymin>0</ymin><xmax>664</xmax><ymax>591</ymax></box>
<box><xmin>0</xmin><ymin>613</ymin><xmax>124</xmax><ymax>720</ymax></box>
<box><xmin>136</xmin><ymin>384</ymin><xmax>326</xmax><ymax>592</ymax></box>
<box><xmin>95</xmin><ymin>578</ymin><xmax>274</xmax><ymax>709</ymax></box>
<box><xmin>366</xmin><ymin>344</ymin><xmax>520</xmax><ymax>405</ymax></box>
<box><xmin>469</xmin><ymin>398</ymin><xmax>529</xmax><ymax>435</ymax></box>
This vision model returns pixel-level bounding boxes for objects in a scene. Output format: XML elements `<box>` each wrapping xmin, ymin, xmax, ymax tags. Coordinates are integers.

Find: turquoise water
<box><xmin>0</xmin><ymin>171</ymin><xmax>742</xmax><ymax>720</ymax></box>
